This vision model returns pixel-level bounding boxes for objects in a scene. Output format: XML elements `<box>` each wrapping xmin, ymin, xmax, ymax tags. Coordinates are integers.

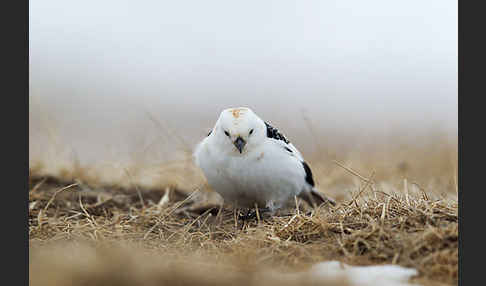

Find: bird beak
<box><xmin>233</xmin><ymin>136</ymin><xmax>246</xmax><ymax>153</ymax></box>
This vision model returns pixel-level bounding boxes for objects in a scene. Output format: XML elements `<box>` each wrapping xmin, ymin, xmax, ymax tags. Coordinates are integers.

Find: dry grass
<box><xmin>29</xmin><ymin>136</ymin><xmax>458</xmax><ymax>286</ymax></box>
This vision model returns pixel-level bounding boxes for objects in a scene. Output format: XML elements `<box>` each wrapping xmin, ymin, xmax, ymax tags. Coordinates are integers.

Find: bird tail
<box><xmin>298</xmin><ymin>188</ymin><xmax>336</xmax><ymax>208</ymax></box>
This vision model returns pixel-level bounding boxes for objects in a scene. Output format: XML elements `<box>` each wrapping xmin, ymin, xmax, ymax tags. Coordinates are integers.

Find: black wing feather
<box><xmin>302</xmin><ymin>161</ymin><xmax>315</xmax><ymax>187</ymax></box>
<box><xmin>264</xmin><ymin>122</ymin><xmax>290</xmax><ymax>144</ymax></box>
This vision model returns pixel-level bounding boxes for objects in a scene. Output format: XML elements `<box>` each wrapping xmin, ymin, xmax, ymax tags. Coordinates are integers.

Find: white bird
<box><xmin>193</xmin><ymin>107</ymin><xmax>335</xmax><ymax>215</ymax></box>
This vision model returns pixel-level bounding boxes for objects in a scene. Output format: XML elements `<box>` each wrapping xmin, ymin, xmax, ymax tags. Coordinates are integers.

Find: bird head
<box><xmin>210</xmin><ymin>107</ymin><xmax>266</xmax><ymax>155</ymax></box>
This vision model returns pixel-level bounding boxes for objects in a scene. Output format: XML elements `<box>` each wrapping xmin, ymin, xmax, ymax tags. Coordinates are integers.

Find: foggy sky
<box><xmin>29</xmin><ymin>0</ymin><xmax>457</xmax><ymax>164</ymax></box>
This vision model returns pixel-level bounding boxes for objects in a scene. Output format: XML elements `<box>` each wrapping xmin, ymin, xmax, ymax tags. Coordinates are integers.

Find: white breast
<box><xmin>194</xmin><ymin>137</ymin><xmax>308</xmax><ymax>209</ymax></box>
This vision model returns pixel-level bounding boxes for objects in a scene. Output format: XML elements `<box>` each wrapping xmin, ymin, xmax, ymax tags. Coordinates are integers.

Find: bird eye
<box><xmin>224</xmin><ymin>130</ymin><xmax>230</xmax><ymax>137</ymax></box>
<box><xmin>249</xmin><ymin>129</ymin><xmax>254</xmax><ymax>135</ymax></box>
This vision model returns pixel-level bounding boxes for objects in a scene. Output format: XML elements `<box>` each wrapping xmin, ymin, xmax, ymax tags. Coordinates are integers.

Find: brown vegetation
<box><xmin>29</xmin><ymin>137</ymin><xmax>457</xmax><ymax>286</ymax></box>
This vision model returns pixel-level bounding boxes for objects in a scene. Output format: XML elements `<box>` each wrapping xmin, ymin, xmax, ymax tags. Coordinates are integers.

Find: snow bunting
<box><xmin>193</xmin><ymin>107</ymin><xmax>335</xmax><ymax>214</ymax></box>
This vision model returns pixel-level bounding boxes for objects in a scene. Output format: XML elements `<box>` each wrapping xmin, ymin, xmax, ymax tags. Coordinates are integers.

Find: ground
<box><xmin>29</xmin><ymin>137</ymin><xmax>458</xmax><ymax>286</ymax></box>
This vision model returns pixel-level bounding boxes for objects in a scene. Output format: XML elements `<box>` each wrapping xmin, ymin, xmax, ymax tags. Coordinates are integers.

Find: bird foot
<box><xmin>237</xmin><ymin>207</ymin><xmax>271</xmax><ymax>221</ymax></box>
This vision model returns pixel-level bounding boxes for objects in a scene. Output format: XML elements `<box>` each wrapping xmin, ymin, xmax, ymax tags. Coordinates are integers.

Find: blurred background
<box><xmin>29</xmin><ymin>0</ymin><xmax>457</xmax><ymax>193</ymax></box>
<box><xmin>29</xmin><ymin>4</ymin><xmax>458</xmax><ymax>284</ymax></box>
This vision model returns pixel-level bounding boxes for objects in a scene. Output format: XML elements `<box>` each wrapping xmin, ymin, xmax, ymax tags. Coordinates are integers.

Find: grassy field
<box><xmin>29</xmin><ymin>135</ymin><xmax>458</xmax><ymax>286</ymax></box>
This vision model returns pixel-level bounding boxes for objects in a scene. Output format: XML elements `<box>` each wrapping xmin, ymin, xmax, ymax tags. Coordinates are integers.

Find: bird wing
<box><xmin>264</xmin><ymin>121</ymin><xmax>304</xmax><ymax>161</ymax></box>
